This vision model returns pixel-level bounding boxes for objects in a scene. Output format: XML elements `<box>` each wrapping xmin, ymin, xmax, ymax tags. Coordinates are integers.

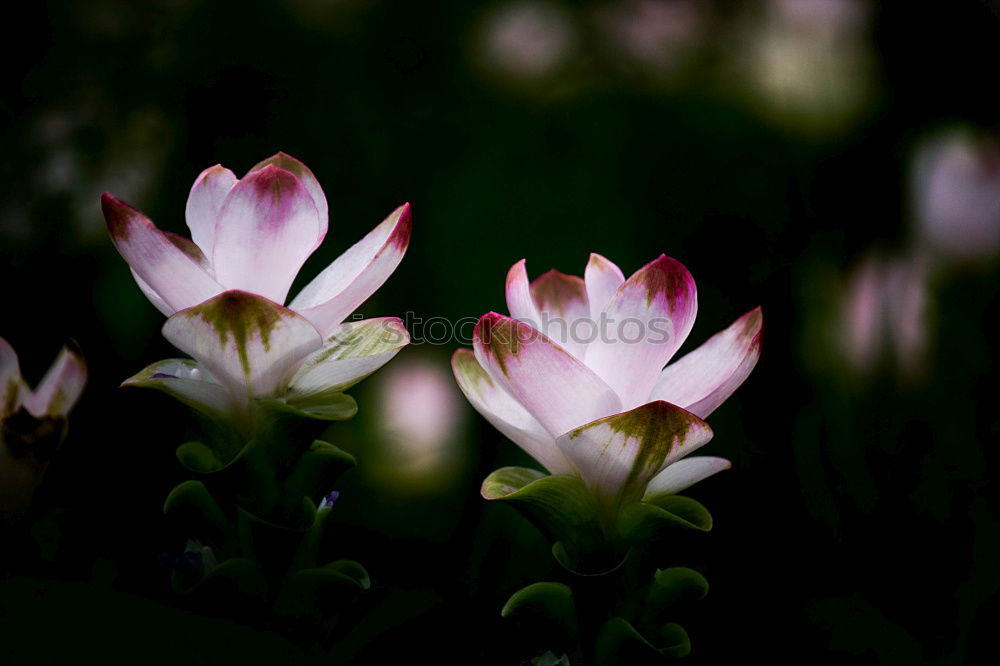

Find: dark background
<box><xmin>1</xmin><ymin>1</ymin><xmax>999</xmax><ymax>664</ymax></box>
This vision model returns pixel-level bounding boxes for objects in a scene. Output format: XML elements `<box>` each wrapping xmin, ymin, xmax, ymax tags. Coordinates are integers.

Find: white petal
<box><xmin>103</xmin><ymin>194</ymin><xmax>224</xmax><ymax>314</ymax></box>
<box><xmin>21</xmin><ymin>341</ymin><xmax>87</xmax><ymax>418</ymax></box>
<box><xmin>473</xmin><ymin>313</ymin><xmax>622</xmax><ymax>438</ymax></box>
<box><xmin>162</xmin><ymin>290</ymin><xmax>322</xmax><ymax>401</ymax></box>
<box><xmin>1</xmin><ymin>337</ymin><xmax>24</xmax><ymax>418</ymax></box>
<box><xmin>288</xmin><ymin>317</ymin><xmax>410</xmax><ymax>399</ymax></box>
<box><xmin>212</xmin><ymin>165</ymin><xmax>323</xmax><ymax>304</ymax></box>
<box><xmin>584</xmin><ymin>254</ymin><xmax>698</xmax><ymax>409</ymax></box>
<box><xmin>584</xmin><ymin>252</ymin><xmax>625</xmax><ymax>320</ymax></box>
<box><xmin>529</xmin><ymin>269</ymin><xmax>591</xmax><ymax>359</ymax></box>
<box><xmin>451</xmin><ymin>349</ymin><xmax>571</xmax><ymax>474</ymax></box>
<box><xmin>556</xmin><ymin>400</ymin><xmax>713</xmax><ymax>506</ymax></box>
<box><xmin>290</xmin><ymin>204</ymin><xmax>411</xmax><ymax>336</ymax></box>
<box><xmin>650</xmin><ymin>307</ymin><xmax>762</xmax><ymax>418</ymax></box>
<box><xmin>504</xmin><ymin>259</ymin><xmax>541</xmax><ymax>326</ymax></box>
<box><xmin>643</xmin><ymin>456</ymin><xmax>731</xmax><ymax>499</ymax></box>
<box><xmin>185</xmin><ymin>165</ymin><xmax>237</xmax><ymax>262</ymax></box>
<box><xmin>248</xmin><ymin>153</ymin><xmax>328</xmax><ymax>251</ymax></box>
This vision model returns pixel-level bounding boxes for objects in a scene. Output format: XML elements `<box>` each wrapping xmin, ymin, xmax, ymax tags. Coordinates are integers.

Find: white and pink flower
<box><xmin>103</xmin><ymin>153</ymin><xmax>411</xmax><ymax>422</ymax></box>
<box><xmin>1</xmin><ymin>338</ymin><xmax>87</xmax><ymax>517</ymax></box>
<box><xmin>453</xmin><ymin>254</ymin><xmax>761</xmax><ymax>510</ymax></box>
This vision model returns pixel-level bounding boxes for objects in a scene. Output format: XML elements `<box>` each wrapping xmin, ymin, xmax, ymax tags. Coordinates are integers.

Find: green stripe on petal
<box><xmin>556</xmin><ymin>401</ymin><xmax>713</xmax><ymax>512</ymax></box>
<box><xmin>288</xmin><ymin>317</ymin><xmax>409</xmax><ymax>400</ymax></box>
<box><xmin>162</xmin><ymin>290</ymin><xmax>322</xmax><ymax>402</ymax></box>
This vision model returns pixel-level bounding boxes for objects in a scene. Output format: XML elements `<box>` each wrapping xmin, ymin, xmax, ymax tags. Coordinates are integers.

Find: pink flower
<box><xmin>453</xmin><ymin>254</ymin><xmax>761</xmax><ymax>509</ymax></box>
<box><xmin>1</xmin><ymin>338</ymin><xmax>86</xmax><ymax>517</ymax></box>
<box><xmin>0</xmin><ymin>338</ymin><xmax>86</xmax><ymax>422</ymax></box>
<box><xmin>103</xmin><ymin>153</ymin><xmax>410</xmax><ymax>421</ymax></box>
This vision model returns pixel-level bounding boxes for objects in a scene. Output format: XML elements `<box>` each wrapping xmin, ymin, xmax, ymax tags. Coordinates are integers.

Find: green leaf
<box><xmin>481</xmin><ymin>467</ymin><xmax>605</xmax><ymax>559</ymax></box>
<box><xmin>618</xmin><ymin>496</ymin><xmax>713</xmax><ymax>542</ymax></box>
<box><xmin>550</xmin><ymin>541</ymin><xmax>630</xmax><ymax>577</ymax></box>
<box><xmin>656</xmin><ymin>622</ymin><xmax>692</xmax><ymax>659</ymax></box>
<box><xmin>275</xmin><ymin>560</ymin><xmax>370</xmax><ymax>617</ymax></box>
<box><xmin>283</xmin><ymin>440</ymin><xmax>356</xmax><ymax>504</ymax></box>
<box><xmin>645</xmin><ymin>567</ymin><xmax>709</xmax><ymax>616</ymax></box>
<box><xmin>532</xmin><ymin>652</ymin><xmax>571</xmax><ymax>665</ymax></box>
<box><xmin>501</xmin><ymin>582</ymin><xmax>575</xmax><ymax>624</ymax></box>
<box><xmin>191</xmin><ymin>557</ymin><xmax>267</xmax><ymax>600</ymax></box>
<box><xmin>163</xmin><ymin>480</ymin><xmax>230</xmax><ymax>547</ymax></box>
<box><xmin>322</xmin><ymin>559</ymin><xmax>371</xmax><ymax>590</ymax></box>
<box><xmin>176</xmin><ymin>440</ymin><xmax>225</xmax><ymax>473</ymax></box>
<box><xmin>595</xmin><ymin>617</ymin><xmax>690</xmax><ymax>664</ymax></box>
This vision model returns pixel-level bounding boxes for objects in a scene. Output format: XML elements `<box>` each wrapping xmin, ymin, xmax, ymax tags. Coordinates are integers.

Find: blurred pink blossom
<box><xmin>913</xmin><ymin>129</ymin><xmax>1000</xmax><ymax>263</ymax></box>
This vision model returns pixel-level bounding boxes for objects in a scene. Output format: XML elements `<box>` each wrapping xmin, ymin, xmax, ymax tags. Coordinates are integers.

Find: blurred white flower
<box><xmin>912</xmin><ymin>129</ymin><xmax>1000</xmax><ymax>264</ymax></box>
<box><xmin>478</xmin><ymin>1</ymin><xmax>576</xmax><ymax>81</ymax></box>
<box><xmin>370</xmin><ymin>354</ymin><xmax>467</xmax><ymax>491</ymax></box>
<box><xmin>737</xmin><ymin>0</ymin><xmax>875</xmax><ymax>136</ymax></box>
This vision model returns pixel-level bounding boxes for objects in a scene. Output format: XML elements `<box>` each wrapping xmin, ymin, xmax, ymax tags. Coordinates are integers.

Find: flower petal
<box><xmin>212</xmin><ymin>165</ymin><xmax>322</xmax><ymax>304</ymax></box>
<box><xmin>162</xmin><ymin>290</ymin><xmax>322</xmax><ymax>401</ymax></box>
<box><xmin>290</xmin><ymin>203</ymin><xmax>411</xmax><ymax>336</ymax></box>
<box><xmin>185</xmin><ymin>165</ymin><xmax>237</xmax><ymax>261</ymax></box>
<box><xmin>122</xmin><ymin>358</ymin><xmax>234</xmax><ymax>418</ymax></box>
<box><xmin>650</xmin><ymin>307</ymin><xmax>763</xmax><ymax>418</ymax></box>
<box><xmin>505</xmin><ymin>259</ymin><xmax>541</xmax><ymax>326</ymax></box>
<box><xmin>103</xmin><ymin>193</ymin><xmax>224</xmax><ymax>314</ymax></box>
<box><xmin>473</xmin><ymin>313</ymin><xmax>622</xmax><ymax>438</ymax></box>
<box><xmin>642</xmin><ymin>456</ymin><xmax>731</xmax><ymax>500</ymax></box>
<box><xmin>288</xmin><ymin>317</ymin><xmax>410</xmax><ymax>400</ymax></box>
<box><xmin>248</xmin><ymin>153</ymin><xmax>328</xmax><ymax>250</ymax></box>
<box><xmin>452</xmin><ymin>349</ymin><xmax>571</xmax><ymax>474</ymax></box>
<box><xmin>584</xmin><ymin>255</ymin><xmax>698</xmax><ymax>409</ymax></box>
<box><xmin>530</xmin><ymin>269</ymin><xmax>591</xmax><ymax>358</ymax></box>
<box><xmin>1</xmin><ymin>337</ymin><xmax>23</xmax><ymax>418</ymax></box>
<box><xmin>21</xmin><ymin>341</ymin><xmax>87</xmax><ymax>418</ymax></box>
<box><xmin>555</xmin><ymin>400</ymin><xmax>713</xmax><ymax>507</ymax></box>
<box><xmin>584</xmin><ymin>252</ymin><xmax>625</xmax><ymax>320</ymax></box>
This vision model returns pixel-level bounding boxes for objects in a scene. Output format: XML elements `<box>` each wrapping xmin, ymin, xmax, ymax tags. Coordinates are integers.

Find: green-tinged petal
<box><xmin>642</xmin><ymin>456</ymin><xmax>731</xmax><ymax>502</ymax></box>
<box><xmin>123</xmin><ymin>359</ymin><xmax>233</xmax><ymax>418</ymax></box>
<box><xmin>556</xmin><ymin>401</ymin><xmax>713</xmax><ymax>511</ymax></box>
<box><xmin>162</xmin><ymin>290</ymin><xmax>322</xmax><ymax>401</ymax></box>
<box><xmin>287</xmin><ymin>317</ymin><xmax>409</xmax><ymax>401</ymax></box>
